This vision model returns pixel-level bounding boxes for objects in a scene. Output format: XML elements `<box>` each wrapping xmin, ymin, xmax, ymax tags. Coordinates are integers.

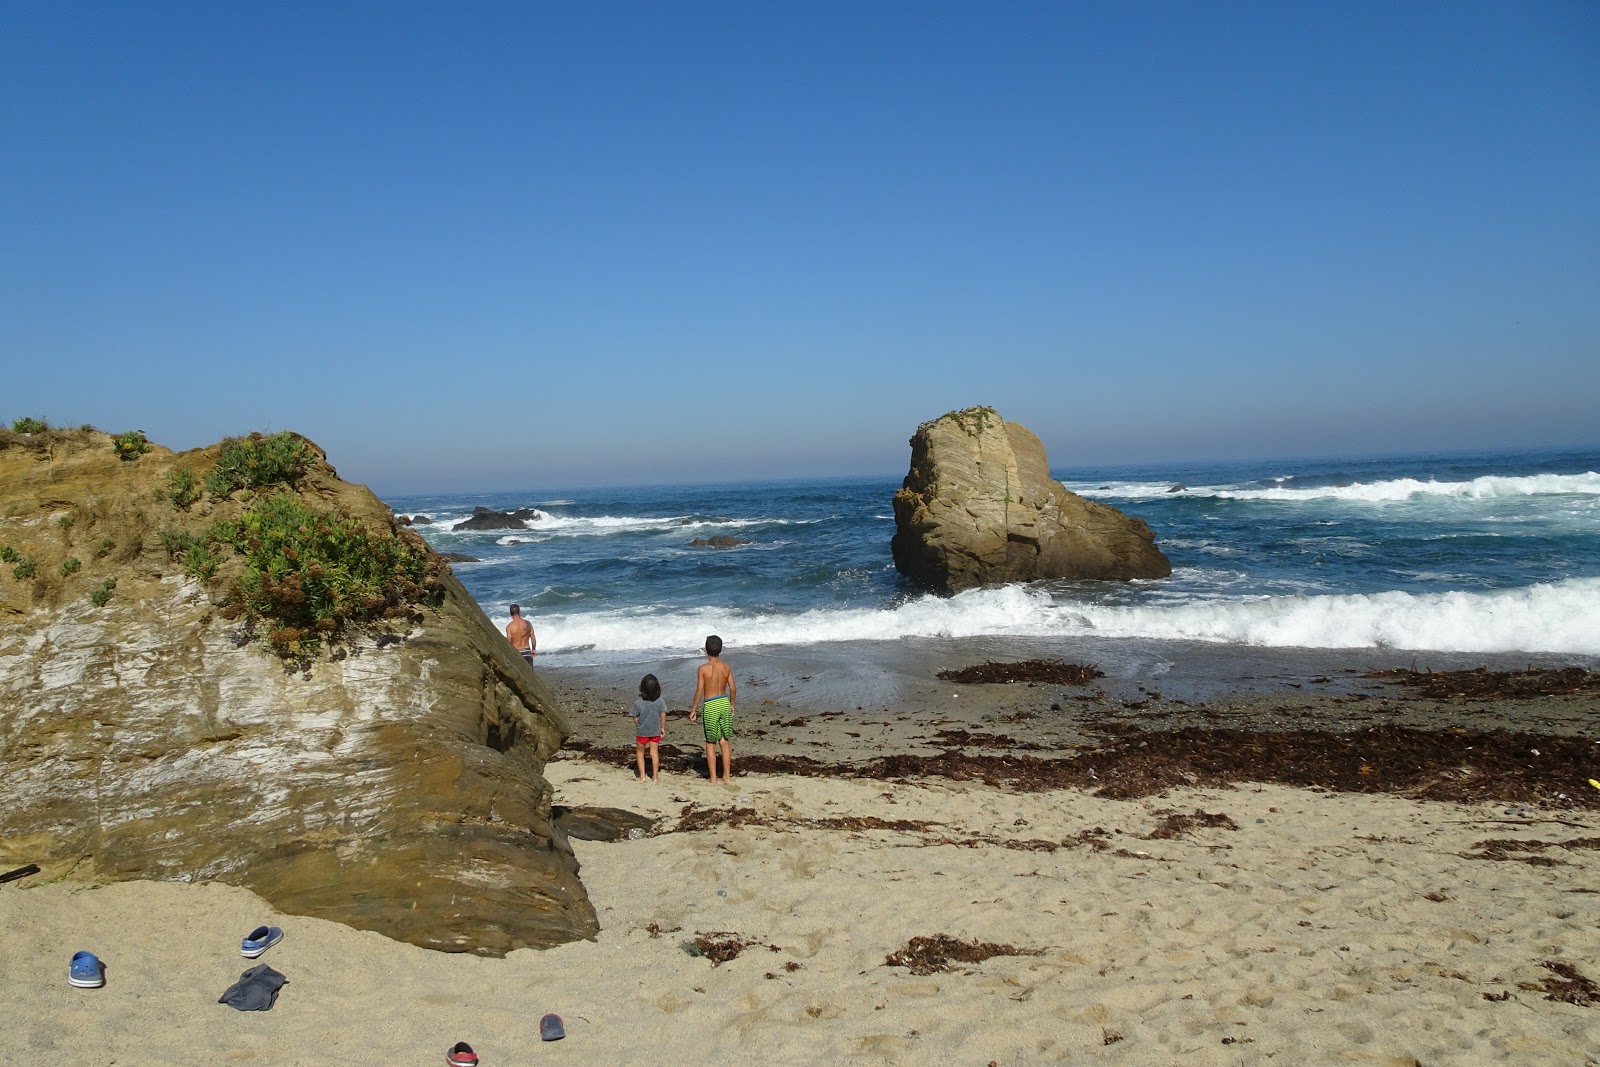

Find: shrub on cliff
<box><xmin>11</xmin><ymin>416</ymin><xmax>49</xmax><ymax>433</ymax></box>
<box><xmin>212</xmin><ymin>494</ymin><xmax>443</xmax><ymax>657</ymax></box>
<box><xmin>113</xmin><ymin>430</ymin><xmax>151</xmax><ymax>461</ymax></box>
<box><xmin>204</xmin><ymin>432</ymin><xmax>315</xmax><ymax>498</ymax></box>
<box><xmin>166</xmin><ymin>466</ymin><xmax>202</xmax><ymax>509</ymax></box>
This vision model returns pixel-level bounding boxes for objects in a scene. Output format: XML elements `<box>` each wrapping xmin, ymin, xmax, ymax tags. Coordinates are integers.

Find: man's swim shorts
<box><xmin>700</xmin><ymin>695</ymin><xmax>733</xmax><ymax>742</ymax></box>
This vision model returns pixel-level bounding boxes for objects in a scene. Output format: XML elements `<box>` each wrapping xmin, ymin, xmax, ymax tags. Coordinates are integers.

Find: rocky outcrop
<box><xmin>687</xmin><ymin>535</ymin><xmax>753</xmax><ymax>548</ymax></box>
<box><xmin>891</xmin><ymin>408</ymin><xmax>1171</xmax><ymax>592</ymax></box>
<box><xmin>453</xmin><ymin>506</ymin><xmax>543</xmax><ymax>531</ymax></box>
<box><xmin>0</xmin><ymin>427</ymin><xmax>596</xmax><ymax>956</ymax></box>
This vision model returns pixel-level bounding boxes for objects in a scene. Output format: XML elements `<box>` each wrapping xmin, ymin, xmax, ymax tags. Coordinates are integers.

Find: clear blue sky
<box><xmin>3</xmin><ymin>1</ymin><xmax>1596</xmax><ymax>493</ymax></box>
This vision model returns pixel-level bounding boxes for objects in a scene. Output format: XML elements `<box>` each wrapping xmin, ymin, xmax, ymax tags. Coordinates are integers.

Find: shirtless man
<box><xmin>505</xmin><ymin>604</ymin><xmax>536</xmax><ymax>667</ymax></box>
<box><xmin>688</xmin><ymin>634</ymin><xmax>736</xmax><ymax>784</ymax></box>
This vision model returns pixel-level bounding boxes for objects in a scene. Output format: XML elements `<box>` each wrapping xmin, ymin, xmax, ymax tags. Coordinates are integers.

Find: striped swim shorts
<box><xmin>700</xmin><ymin>695</ymin><xmax>733</xmax><ymax>742</ymax></box>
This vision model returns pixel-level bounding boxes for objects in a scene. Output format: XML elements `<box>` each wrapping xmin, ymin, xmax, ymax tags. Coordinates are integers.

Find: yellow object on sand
<box><xmin>1589</xmin><ymin>778</ymin><xmax>1600</xmax><ymax>791</ymax></box>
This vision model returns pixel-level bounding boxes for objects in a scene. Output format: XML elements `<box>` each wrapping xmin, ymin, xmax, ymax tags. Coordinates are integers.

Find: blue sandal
<box><xmin>68</xmin><ymin>951</ymin><xmax>104</xmax><ymax>988</ymax></box>
<box><xmin>240</xmin><ymin>926</ymin><xmax>284</xmax><ymax>958</ymax></box>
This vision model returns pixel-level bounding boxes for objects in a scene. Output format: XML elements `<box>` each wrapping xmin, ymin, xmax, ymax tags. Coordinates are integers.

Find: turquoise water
<box><xmin>388</xmin><ymin>446</ymin><xmax>1600</xmax><ymax>664</ymax></box>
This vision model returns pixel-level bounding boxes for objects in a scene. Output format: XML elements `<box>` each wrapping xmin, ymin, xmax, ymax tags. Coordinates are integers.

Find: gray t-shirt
<box><xmin>629</xmin><ymin>697</ymin><xmax>666</xmax><ymax>737</ymax></box>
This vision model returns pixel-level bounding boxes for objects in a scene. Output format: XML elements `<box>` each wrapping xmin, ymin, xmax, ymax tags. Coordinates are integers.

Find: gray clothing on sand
<box><xmin>218</xmin><ymin>964</ymin><xmax>287</xmax><ymax>1011</ymax></box>
<box><xmin>629</xmin><ymin>696</ymin><xmax>666</xmax><ymax>737</ymax></box>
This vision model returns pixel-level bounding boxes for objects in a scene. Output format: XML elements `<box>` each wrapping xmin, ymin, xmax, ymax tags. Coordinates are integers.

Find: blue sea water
<box><xmin>387</xmin><ymin>447</ymin><xmax>1600</xmax><ymax>666</ymax></box>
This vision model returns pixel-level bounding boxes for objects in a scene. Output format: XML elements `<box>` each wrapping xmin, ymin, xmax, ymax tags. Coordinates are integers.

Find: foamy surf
<box><xmin>1074</xmin><ymin>471</ymin><xmax>1600</xmax><ymax>503</ymax></box>
<box><xmin>522</xmin><ymin>577</ymin><xmax>1600</xmax><ymax>660</ymax></box>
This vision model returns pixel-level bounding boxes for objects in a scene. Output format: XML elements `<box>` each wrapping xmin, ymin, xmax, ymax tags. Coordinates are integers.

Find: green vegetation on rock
<box><xmin>212</xmin><ymin>493</ymin><xmax>443</xmax><ymax>657</ymax></box>
<box><xmin>204</xmin><ymin>432</ymin><xmax>315</xmax><ymax>498</ymax></box>
<box><xmin>938</xmin><ymin>406</ymin><xmax>999</xmax><ymax>437</ymax></box>
<box><xmin>113</xmin><ymin>430</ymin><xmax>151</xmax><ymax>461</ymax></box>
<box><xmin>89</xmin><ymin>577</ymin><xmax>117</xmax><ymax>607</ymax></box>
<box><xmin>0</xmin><ymin>546</ymin><xmax>17</xmax><ymax>564</ymax></box>
<box><xmin>60</xmin><ymin>557</ymin><xmax>81</xmax><ymax>576</ymax></box>
<box><xmin>11</xmin><ymin>417</ymin><xmax>49</xmax><ymax>434</ymax></box>
<box><xmin>93</xmin><ymin>536</ymin><xmax>116</xmax><ymax>559</ymax></box>
<box><xmin>12</xmin><ymin>558</ymin><xmax>35</xmax><ymax>580</ymax></box>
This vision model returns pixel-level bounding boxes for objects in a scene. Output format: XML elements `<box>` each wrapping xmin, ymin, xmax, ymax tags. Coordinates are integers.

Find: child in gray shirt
<box><xmin>628</xmin><ymin>673</ymin><xmax>668</xmax><ymax>782</ymax></box>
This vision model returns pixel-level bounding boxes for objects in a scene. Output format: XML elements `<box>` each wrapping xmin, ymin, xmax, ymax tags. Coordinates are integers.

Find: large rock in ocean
<box><xmin>0</xmin><ymin>427</ymin><xmax>596</xmax><ymax>956</ymax></box>
<box><xmin>891</xmin><ymin>407</ymin><xmax>1171</xmax><ymax>592</ymax></box>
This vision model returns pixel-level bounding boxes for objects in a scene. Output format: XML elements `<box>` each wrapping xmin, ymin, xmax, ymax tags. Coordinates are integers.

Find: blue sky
<box><xmin>3</xmin><ymin>1</ymin><xmax>1596</xmax><ymax>493</ymax></box>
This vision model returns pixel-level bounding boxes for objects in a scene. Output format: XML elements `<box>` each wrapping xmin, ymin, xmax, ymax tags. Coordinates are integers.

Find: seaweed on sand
<box><xmin>567</xmin><ymin>723</ymin><xmax>1600</xmax><ymax>807</ymax></box>
<box><xmin>1365</xmin><ymin>666</ymin><xmax>1600</xmax><ymax>701</ymax></box>
<box><xmin>884</xmin><ymin>935</ymin><xmax>1042</xmax><ymax>976</ymax></box>
<box><xmin>938</xmin><ymin>660</ymin><xmax>1104</xmax><ymax>686</ymax></box>
<box><xmin>1523</xmin><ymin>961</ymin><xmax>1600</xmax><ymax>1007</ymax></box>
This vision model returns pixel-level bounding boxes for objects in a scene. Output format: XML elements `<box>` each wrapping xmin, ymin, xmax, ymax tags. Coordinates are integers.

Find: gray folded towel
<box><xmin>218</xmin><ymin>963</ymin><xmax>287</xmax><ymax>1011</ymax></box>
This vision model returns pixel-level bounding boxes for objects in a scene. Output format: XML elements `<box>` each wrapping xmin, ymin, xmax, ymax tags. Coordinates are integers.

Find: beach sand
<box><xmin>5</xmin><ymin>642</ymin><xmax>1599</xmax><ymax>1065</ymax></box>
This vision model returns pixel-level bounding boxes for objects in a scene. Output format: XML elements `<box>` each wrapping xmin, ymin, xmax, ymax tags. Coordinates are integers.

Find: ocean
<box><xmin>386</xmin><ymin>446</ymin><xmax>1600</xmax><ymax>672</ymax></box>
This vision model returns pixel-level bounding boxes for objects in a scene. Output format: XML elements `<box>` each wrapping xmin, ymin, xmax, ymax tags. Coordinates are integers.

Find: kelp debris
<box><xmin>1523</xmin><ymin>961</ymin><xmax>1600</xmax><ymax>1007</ymax></box>
<box><xmin>1143</xmin><ymin>809</ymin><xmax>1240</xmax><ymax>839</ymax></box>
<box><xmin>938</xmin><ymin>660</ymin><xmax>1104</xmax><ymax>686</ymax></box>
<box><xmin>1464</xmin><ymin>836</ymin><xmax>1600</xmax><ymax>866</ymax></box>
<box><xmin>931</xmin><ymin>728</ymin><xmax>1046</xmax><ymax>750</ymax></box>
<box><xmin>686</xmin><ymin>932</ymin><xmax>766</xmax><ymax>966</ymax></box>
<box><xmin>1365</xmin><ymin>666</ymin><xmax>1600</xmax><ymax>701</ymax></box>
<box><xmin>884</xmin><ymin>934</ymin><xmax>1043</xmax><ymax>976</ymax></box>
<box><xmin>570</xmin><ymin>725</ymin><xmax>1600</xmax><ymax>807</ymax></box>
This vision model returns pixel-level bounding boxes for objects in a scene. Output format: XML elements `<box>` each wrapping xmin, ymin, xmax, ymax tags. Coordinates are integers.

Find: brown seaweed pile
<box><xmin>937</xmin><ymin>660</ymin><xmax>1104</xmax><ymax>685</ymax></box>
<box><xmin>686</xmin><ymin>931</ymin><xmax>772</xmax><ymax>966</ymax></box>
<box><xmin>1143</xmin><ymin>809</ymin><xmax>1240</xmax><ymax>839</ymax></box>
<box><xmin>567</xmin><ymin>725</ymin><xmax>1600</xmax><ymax>807</ymax></box>
<box><xmin>1464</xmin><ymin>836</ymin><xmax>1600</xmax><ymax>867</ymax></box>
<box><xmin>884</xmin><ymin>934</ymin><xmax>1042</xmax><ymax>976</ymax></box>
<box><xmin>1365</xmin><ymin>666</ymin><xmax>1600</xmax><ymax>701</ymax></box>
<box><xmin>1525</xmin><ymin>961</ymin><xmax>1600</xmax><ymax>1007</ymax></box>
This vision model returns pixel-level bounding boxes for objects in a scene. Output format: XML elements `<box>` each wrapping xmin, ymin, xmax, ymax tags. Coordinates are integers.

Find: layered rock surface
<box><xmin>891</xmin><ymin>408</ymin><xmax>1171</xmax><ymax>592</ymax></box>
<box><xmin>0</xmin><ymin>428</ymin><xmax>596</xmax><ymax>955</ymax></box>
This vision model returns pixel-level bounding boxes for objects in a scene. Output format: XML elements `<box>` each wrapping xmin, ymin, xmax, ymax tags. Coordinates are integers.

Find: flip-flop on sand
<box><xmin>68</xmin><ymin>951</ymin><xmax>104</xmax><ymax>988</ymax></box>
<box><xmin>240</xmin><ymin>925</ymin><xmax>284</xmax><ymax>958</ymax></box>
<box><xmin>539</xmin><ymin>1013</ymin><xmax>565</xmax><ymax>1041</ymax></box>
<box><xmin>446</xmin><ymin>1041</ymin><xmax>478</xmax><ymax>1066</ymax></box>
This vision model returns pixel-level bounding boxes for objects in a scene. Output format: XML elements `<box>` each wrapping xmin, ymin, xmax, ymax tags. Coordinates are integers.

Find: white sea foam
<box><xmin>523</xmin><ymin>577</ymin><xmax>1600</xmax><ymax>658</ymax></box>
<box><xmin>1076</xmin><ymin>472</ymin><xmax>1600</xmax><ymax>503</ymax></box>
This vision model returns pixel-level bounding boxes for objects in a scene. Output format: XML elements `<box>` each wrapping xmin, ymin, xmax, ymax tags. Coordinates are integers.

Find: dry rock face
<box><xmin>0</xmin><ymin>427</ymin><xmax>596</xmax><ymax>955</ymax></box>
<box><xmin>891</xmin><ymin>408</ymin><xmax>1171</xmax><ymax>592</ymax></box>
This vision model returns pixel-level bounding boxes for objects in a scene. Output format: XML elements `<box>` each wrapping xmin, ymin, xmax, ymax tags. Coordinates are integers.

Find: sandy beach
<box><xmin>5</xmin><ymin>642</ymin><xmax>1600</xmax><ymax>1066</ymax></box>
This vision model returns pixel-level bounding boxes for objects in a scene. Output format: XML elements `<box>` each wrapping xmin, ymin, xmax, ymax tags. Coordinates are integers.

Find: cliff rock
<box><xmin>0</xmin><ymin>427</ymin><xmax>596</xmax><ymax>956</ymax></box>
<box><xmin>891</xmin><ymin>408</ymin><xmax>1171</xmax><ymax>592</ymax></box>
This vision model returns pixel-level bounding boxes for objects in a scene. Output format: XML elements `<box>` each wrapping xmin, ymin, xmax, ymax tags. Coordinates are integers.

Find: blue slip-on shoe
<box><xmin>240</xmin><ymin>925</ymin><xmax>284</xmax><ymax>958</ymax></box>
<box><xmin>539</xmin><ymin>1013</ymin><xmax>565</xmax><ymax>1041</ymax></box>
<box><xmin>68</xmin><ymin>951</ymin><xmax>104</xmax><ymax>988</ymax></box>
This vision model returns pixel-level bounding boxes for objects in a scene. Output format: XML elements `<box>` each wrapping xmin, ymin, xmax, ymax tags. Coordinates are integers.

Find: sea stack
<box><xmin>891</xmin><ymin>407</ymin><xmax>1171</xmax><ymax>593</ymax></box>
<box><xmin>0</xmin><ymin>426</ymin><xmax>596</xmax><ymax>956</ymax></box>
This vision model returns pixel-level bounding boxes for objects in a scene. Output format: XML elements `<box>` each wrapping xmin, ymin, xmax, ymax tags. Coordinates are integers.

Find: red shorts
<box><xmin>636</xmin><ymin>735</ymin><xmax>661</xmax><ymax>745</ymax></box>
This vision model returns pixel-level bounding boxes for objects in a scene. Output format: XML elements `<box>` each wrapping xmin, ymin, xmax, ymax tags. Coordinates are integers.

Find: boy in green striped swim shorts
<box><xmin>689</xmin><ymin>634</ymin><xmax>737</xmax><ymax>784</ymax></box>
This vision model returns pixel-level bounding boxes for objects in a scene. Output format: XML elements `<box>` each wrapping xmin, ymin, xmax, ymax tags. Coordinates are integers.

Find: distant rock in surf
<box><xmin>688</xmin><ymin>535</ymin><xmax>753</xmax><ymax>548</ymax></box>
<box><xmin>891</xmin><ymin>407</ymin><xmax>1171</xmax><ymax>593</ymax></box>
<box><xmin>1167</xmin><ymin>484</ymin><xmax>1186</xmax><ymax>493</ymax></box>
<box><xmin>453</xmin><ymin>506</ymin><xmax>543</xmax><ymax>531</ymax></box>
<box><xmin>440</xmin><ymin>552</ymin><xmax>481</xmax><ymax>563</ymax></box>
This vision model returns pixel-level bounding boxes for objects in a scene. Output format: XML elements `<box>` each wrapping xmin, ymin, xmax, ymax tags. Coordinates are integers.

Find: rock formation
<box><xmin>0</xmin><ymin>427</ymin><xmax>596</xmax><ymax>956</ymax></box>
<box><xmin>891</xmin><ymin>408</ymin><xmax>1171</xmax><ymax>592</ymax></box>
<box><xmin>687</xmin><ymin>535</ymin><xmax>753</xmax><ymax>548</ymax></box>
<box><xmin>452</xmin><ymin>506</ymin><xmax>543</xmax><ymax>531</ymax></box>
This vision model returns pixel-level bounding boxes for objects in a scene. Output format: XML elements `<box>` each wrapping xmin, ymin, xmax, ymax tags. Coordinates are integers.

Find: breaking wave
<box><xmin>525</xmin><ymin>577</ymin><xmax>1600</xmax><ymax>658</ymax></box>
<box><xmin>1076</xmin><ymin>472</ymin><xmax>1600</xmax><ymax>503</ymax></box>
